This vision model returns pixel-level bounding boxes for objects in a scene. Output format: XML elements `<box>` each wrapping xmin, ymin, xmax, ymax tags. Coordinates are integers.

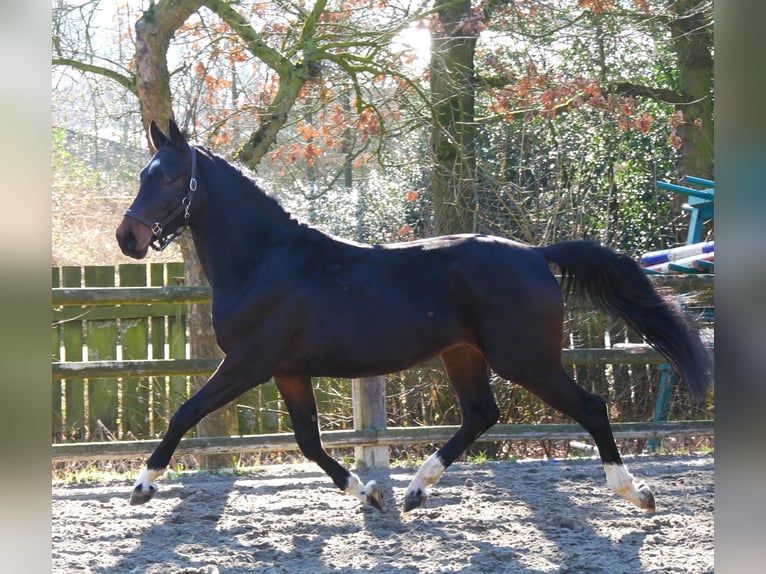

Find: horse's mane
<box><xmin>198</xmin><ymin>146</ymin><xmax>350</xmax><ymax>245</ymax></box>
<box><xmin>201</xmin><ymin>148</ymin><xmax>294</xmax><ymax>224</ymax></box>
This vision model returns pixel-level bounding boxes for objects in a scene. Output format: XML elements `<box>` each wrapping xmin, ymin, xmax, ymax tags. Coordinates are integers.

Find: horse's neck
<box><xmin>191</xmin><ymin>159</ymin><xmax>295</xmax><ymax>288</ymax></box>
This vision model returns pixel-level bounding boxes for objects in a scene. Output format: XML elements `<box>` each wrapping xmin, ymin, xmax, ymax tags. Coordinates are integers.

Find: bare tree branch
<box><xmin>203</xmin><ymin>0</ymin><xmax>289</xmax><ymax>73</ymax></box>
<box><xmin>607</xmin><ymin>82</ymin><xmax>685</xmax><ymax>104</ymax></box>
<box><xmin>230</xmin><ymin>0</ymin><xmax>331</xmax><ymax>168</ymax></box>
<box><xmin>52</xmin><ymin>57</ymin><xmax>136</xmax><ymax>94</ymax></box>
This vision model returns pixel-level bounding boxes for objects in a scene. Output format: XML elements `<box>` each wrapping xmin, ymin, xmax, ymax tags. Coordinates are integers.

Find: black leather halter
<box><xmin>124</xmin><ymin>147</ymin><xmax>198</xmax><ymax>251</ymax></box>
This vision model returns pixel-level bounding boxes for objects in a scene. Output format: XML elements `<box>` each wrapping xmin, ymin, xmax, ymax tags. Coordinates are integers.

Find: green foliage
<box><xmin>469</xmin><ymin>1</ymin><xmax>698</xmax><ymax>255</ymax></box>
<box><xmin>466</xmin><ymin>450</ymin><xmax>490</xmax><ymax>465</ymax></box>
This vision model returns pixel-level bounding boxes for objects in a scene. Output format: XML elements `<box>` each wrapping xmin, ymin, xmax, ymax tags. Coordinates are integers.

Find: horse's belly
<box><xmin>275</xmin><ymin>313</ymin><xmax>463</xmax><ymax>378</ymax></box>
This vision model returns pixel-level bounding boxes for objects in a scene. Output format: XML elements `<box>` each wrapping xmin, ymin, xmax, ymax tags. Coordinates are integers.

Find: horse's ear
<box><xmin>168</xmin><ymin>119</ymin><xmax>190</xmax><ymax>151</ymax></box>
<box><xmin>149</xmin><ymin>120</ymin><xmax>168</xmax><ymax>150</ymax></box>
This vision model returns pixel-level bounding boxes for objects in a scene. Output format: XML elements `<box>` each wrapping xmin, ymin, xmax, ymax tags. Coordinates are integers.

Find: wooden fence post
<box><xmin>119</xmin><ymin>263</ymin><xmax>150</xmax><ymax>439</ymax></box>
<box><xmin>84</xmin><ymin>265</ymin><xmax>119</xmax><ymax>440</ymax></box>
<box><xmin>61</xmin><ymin>266</ymin><xmax>85</xmax><ymax>441</ymax></box>
<box><xmin>351</xmin><ymin>376</ymin><xmax>388</xmax><ymax>468</ymax></box>
<box><xmin>179</xmin><ymin>237</ymin><xmax>238</xmax><ymax>471</ymax></box>
<box><xmin>51</xmin><ymin>267</ymin><xmax>63</xmax><ymax>442</ymax></box>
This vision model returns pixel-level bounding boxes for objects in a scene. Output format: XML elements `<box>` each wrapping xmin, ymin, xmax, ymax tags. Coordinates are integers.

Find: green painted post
<box><xmin>648</xmin><ymin>366</ymin><xmax>676</xmax><ymax>453</ymax></box>
<box><xmin>166</xmin><ymin>262</ymin><xmax>188</xmax><ymax>418</ymax></box>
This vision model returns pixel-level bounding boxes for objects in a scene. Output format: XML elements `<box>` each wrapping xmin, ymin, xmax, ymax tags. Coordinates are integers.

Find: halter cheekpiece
<box><xmin>124</xmin><ymin>146</ymin><xmax>198</xmax><ymax>251</ymax></box>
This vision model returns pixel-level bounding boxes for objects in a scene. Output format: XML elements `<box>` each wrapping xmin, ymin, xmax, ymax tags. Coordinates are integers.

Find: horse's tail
<box><xmin>538</xmin><ymin>240</ymin><xmax>712</xmax><ymax>402</ymax></box>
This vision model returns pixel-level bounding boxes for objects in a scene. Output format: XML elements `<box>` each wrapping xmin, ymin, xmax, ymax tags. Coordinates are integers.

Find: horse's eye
<box><xmin>162</xmin><ymin>173</ymin><xmax>181</xmax><ymax>185</ymax></box>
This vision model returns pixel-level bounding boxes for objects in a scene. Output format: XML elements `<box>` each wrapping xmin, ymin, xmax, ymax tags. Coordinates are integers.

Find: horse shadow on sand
<box><xmin>88</xmin><ymin>468</ymin><xmax>341</xmax><ymax>573</ymax></box>
<box><xmin>89</xmin><ymin>456</ymin><xmax>711</xmax><ymax>573</ymax></box>
<box><xmin>410</xmin><ymin>456</ymin><xmax>714</xmax><ymax>574</ymax></box>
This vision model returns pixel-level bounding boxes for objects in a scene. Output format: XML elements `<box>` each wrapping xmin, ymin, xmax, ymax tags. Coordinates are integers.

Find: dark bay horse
<box><xmin>117</xmin><ymin>120</ymin><xmax>712</xmax><ymax>513</ymax></box>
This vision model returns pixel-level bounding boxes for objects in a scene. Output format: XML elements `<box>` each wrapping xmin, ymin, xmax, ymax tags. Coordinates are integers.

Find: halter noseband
<box><xmin>124</xmin><ymin>146</ymin><xmax>198</xmax><ymax>251</ymax></box>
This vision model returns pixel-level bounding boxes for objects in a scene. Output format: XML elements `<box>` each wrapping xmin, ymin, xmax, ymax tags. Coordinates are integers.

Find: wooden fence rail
<box><xmin>51</xmin><ymin>346</ymin><xmax>670</xmax><ymax>380</ymax></box>
<box><xmin>51</xmin><ymin>420</ymin><xmax>714</xmax><ymax>463</ymax></box>
<box><xmin>53</xmin><ymin>286</ymin><xmax>211</xmax><ymax>306</ymax></box>
<box><xmin>52</xmin><ymin>274</ymin><xmax>713</xmax><ymax>307</ymax></box>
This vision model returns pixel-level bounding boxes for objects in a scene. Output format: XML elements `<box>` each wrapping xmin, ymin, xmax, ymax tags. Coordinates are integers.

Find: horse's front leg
<box><xmin>275</xmin><ymin>376</ymin><xmax>384</xmax><ymax>511</ymax></box>
<box><xmin>131</xmin><ymin>353</ymin><xmax>263</xmax><ymax>505</ymax></box>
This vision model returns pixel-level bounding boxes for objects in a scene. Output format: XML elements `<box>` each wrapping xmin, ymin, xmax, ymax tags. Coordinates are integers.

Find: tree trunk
<box><xmin>134</xmin><ymin>1</ymin><xmax>204</xmax><ymax>144</ymax></box>
<box><xmin>430</xmin><ymin>0</ymin><xmax>479</xmax><ymax>236</ymax></box>
<box><xmin>669</xmin><ymin>0</ymin><xmax>714</xmax><ymax>180</ymax></box>
<box><xmin>180</xmin><ymin>236</ymin><xmax>238</xmax><ymax>471</ymax></box>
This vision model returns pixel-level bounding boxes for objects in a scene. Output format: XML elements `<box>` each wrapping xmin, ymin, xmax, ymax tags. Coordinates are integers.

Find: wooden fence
<box><xmin>52</xmin><ymin>264</ymin><xmax>713</xmax><ymax>464</ymax></box>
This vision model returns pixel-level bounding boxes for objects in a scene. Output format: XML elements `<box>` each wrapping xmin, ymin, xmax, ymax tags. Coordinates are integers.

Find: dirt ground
<box><xmin>51</xmin><ymin>453</ymin><xmax>713</xmax><ymax>573</ymax></box>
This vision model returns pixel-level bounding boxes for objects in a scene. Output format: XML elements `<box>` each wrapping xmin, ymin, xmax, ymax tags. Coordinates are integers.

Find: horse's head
<box><xmin>116</xmin><ymin>120</ymin><xmax>197</xmax><ymax>259</ymax></box>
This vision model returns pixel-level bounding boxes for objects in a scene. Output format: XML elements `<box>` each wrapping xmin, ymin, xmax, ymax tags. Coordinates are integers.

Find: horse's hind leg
<box><xmin>275</xmin><ymin>376</ymin><xmax>384</xmax><ymax>510</ymax></box>
<box><xmin>403</xmin><ymin>345</ymin><xmax>499</xmax><ymax>512</ymax></box>
<box><xmin>514</xmin><ymin>366</ymin><xmax>656</xmax><ymax>511</ymax></box>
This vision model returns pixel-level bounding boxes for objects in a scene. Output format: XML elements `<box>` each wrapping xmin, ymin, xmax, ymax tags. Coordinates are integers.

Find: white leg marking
<box><xmin>129</xmin><ymin>466</ymin><xmax>166</xmax><ymax>504</ymax></box>
<box><xmin>344</xmin><ymin>472</ymin><xmax>378</xmax><ymax>505</ymax></box>
<box><xmin>405</xmin><ymin>452</ymin><xmax>446</xmax><ymax>497</ymax></box>
<box><xmin>603</xmin><ymin>462</ymin><xmax>655</xmax><ymax>510</ymax></box>
<box><xmin>134</xmin><ymin>467</ymin><xmax>164</xmax><ymax>492</ymax></box>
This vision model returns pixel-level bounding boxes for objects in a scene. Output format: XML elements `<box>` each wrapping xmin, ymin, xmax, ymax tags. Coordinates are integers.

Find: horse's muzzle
<box><xmin>116</xmin><ymin>217</ymin><xmax>151</xmax><ymax>259</ymax></box>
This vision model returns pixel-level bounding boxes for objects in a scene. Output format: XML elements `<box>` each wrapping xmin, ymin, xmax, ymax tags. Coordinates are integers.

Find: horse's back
<box><xmin>434</xmin><ymin>234</ymin><xmax>562</xmax><ymax>304</ymax></box>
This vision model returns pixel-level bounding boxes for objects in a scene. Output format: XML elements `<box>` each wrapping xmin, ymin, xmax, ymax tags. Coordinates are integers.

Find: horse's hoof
<box><xmin>130</xmin><ymin>483</ymin><xmax>157</xmax><ymax>506</ymax></box>
<box><xmin>403</xmin><ymin>489</ymin><xmax>427</xmax><ymax>512</ymax></box>
<box><xmin>367</xmin><ymin>483</ymin><xmax>385</xmax><ymax>511</ymax></box>
<box><xmin>637</xmin><ymin>483</ymin><xmax>656</xmax><ymax>512</ymax></box>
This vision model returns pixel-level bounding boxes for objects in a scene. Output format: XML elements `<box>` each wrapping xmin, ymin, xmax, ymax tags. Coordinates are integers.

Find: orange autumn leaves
<box><xmin>667</xmin><ymin>110</ymin><xmax>703</xmax><ymax>150</ymax></box>
<box><xmin>488</xmin><ymin>71</ymin><xmax>656</xmax><ymax>135</ymax></box>
<box><xmin>486</xmin><ymin>67</ymin><xmax>705</xmax><ymax>149</ymax></box>
<box><xmin>397</xmin><ymin>190</ymin><xmax>419</xmax><ymax>237</ymax></box>
<box><xmin>576</xmin><ymin>0</ymin><xmax>651</xmax><ymax>15</ymax></box>
<box><xmin>269</xmin><ymin>103</ymin><xmax>384</xmax><ymax>169</ymax></box>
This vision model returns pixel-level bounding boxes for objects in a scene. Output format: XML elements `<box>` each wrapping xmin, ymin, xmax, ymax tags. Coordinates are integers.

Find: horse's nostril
<box><xmin>117</xmin><ymin>228</ymin><xmax>136</xmax><ymax>253</ymax></box>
